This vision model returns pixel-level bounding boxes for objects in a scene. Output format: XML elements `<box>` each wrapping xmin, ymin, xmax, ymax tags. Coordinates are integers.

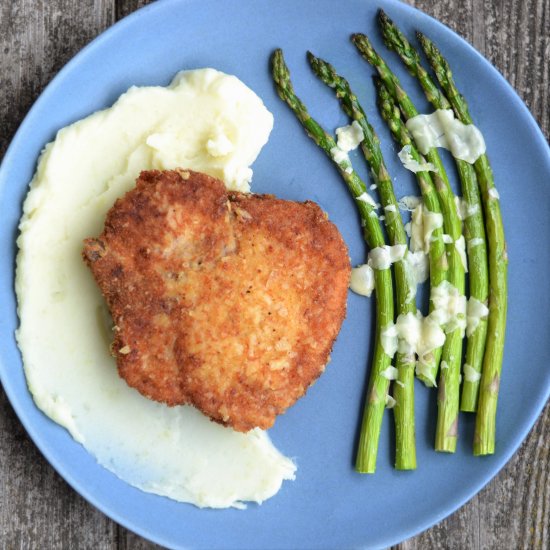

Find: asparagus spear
<box><xmin>307</xmin><ymin>51</ymin><xmax>416</xmax><ymax>470</ymax></box>
<box><xmin>352</xmin><ymin>32</ymin><xmax>465</xmax><ymax>380</ymax></box>
<box><xmin>375</xmin><ymin>82</ymin><xmax>448</xmax><ymax>307</ymax></box>
<box><xmin>375</xmin><ymin>80</ymin><xmax>463</xmax><ymax>452</ymax></box>
<box><xmin>353</xmin><ymin>33</ymin><xmax>466</xmax><ymax>452</ymax></box>
<box><xmin>378</xmin><ymin>10</ymin><xmax>489</xmax><ymax>413</ymax></box>
<box><xmin>272</xmin><ymin>48</ymin><xmax>394</xmax><ymax>472</ymax></box>
<box><xmin>375</xmin><ymin>81</ymin><xmax>449</xmax><ymax>369</ymax></box>
<box><xmin>417</xmin><ymin>33</ymin><xmax>508</xmax><ymax>456</ymax></box>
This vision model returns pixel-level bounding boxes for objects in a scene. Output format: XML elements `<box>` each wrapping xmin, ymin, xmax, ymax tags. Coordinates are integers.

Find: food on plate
<box><xmin>354</xmin><ymin>31</ymin><xmax>468</xmax><ymax>455</ymax></box>
<box><xmin>365</xmin><ymin>11</ymin><xmax>502</xmax><ymax>453</ymax></box>
<box><xmin>83</xmin><ymin>168</ymin><xmax>350</xmax><ymax>432</ymax></box>
<box><xmin>306</xmin><ymin>51</ymin><xmax>421</xmax><ymax>471</ymax></box>
<box><xmin>272</xmin><ymin>7</ymin><xmax>507</xmax><ymax>470</ymax></box>
<box><xmin>15</xmin><ymin>68</ymin><xmax>302</xmax><ymax>508</ymax></box>
<box><xmin>415</xmin><ymin>30</ymin><xmax>507</xmax><ymax>456</ymax></box>
<box><xmin>273</xmin><ymin>49</ymin><xmax>396</xmax><ymax>473</ymax></box>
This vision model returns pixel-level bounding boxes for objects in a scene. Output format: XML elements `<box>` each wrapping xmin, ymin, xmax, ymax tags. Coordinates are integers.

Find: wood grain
<box><xmin>0</xmin><ymin>0</ymin><xmax>548</xmax><ymax>548</ymax></box>
<box><xmin>0</xmin><ymin>0</ymin><xmax>114</xmax><ymax>158</ymax></box>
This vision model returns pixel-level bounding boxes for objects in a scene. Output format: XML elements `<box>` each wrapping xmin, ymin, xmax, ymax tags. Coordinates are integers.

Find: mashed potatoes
<box><xmin>16</xmin><ymin>68</ymin><xmax>296</xmax><ymax>508</ymax></box>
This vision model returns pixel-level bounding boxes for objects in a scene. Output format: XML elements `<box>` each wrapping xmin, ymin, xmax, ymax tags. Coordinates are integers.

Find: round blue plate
<box><xmin>1</xmin><ymin>0</ymin><xmax>549</xmax><ymax>548</ymax></box>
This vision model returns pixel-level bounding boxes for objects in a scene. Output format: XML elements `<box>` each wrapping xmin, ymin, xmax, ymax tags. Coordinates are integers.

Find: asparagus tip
<box><xmin>416</xmin><ymin>30</ymin><xmax>427</xmax><ymax>45</ymax></box>
<box><xmin>271</xmin><ymin>48</ymin><xmax>290</xmax><ymax>98</ymax></box>
<box><xmin>306</xmin><ymin>50</ymin><xmax>322</xmax><ymax>77</ymax></box>
<box><xmin>272</xmin><ymin>48</ymin><xmax>283</xmax><ymax>67</ymax></box>
<box><xmin>372</xmin><ymin>75</ymin><xmax>385</xmax><ymax>94</ymax></box>
<box><xmin>378</xmin><ymin>8</ymin><xmax>390</xmax><ymax>25</ymax></box>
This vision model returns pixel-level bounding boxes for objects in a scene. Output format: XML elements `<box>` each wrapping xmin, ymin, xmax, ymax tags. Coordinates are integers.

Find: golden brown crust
<box><xmin>83</xmin><ymin>169</ymin><xmax>350</xmax><ymax>432</ymax></box>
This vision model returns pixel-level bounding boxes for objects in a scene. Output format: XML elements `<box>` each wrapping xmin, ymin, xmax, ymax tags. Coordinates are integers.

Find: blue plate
<box><xmin>1</xmin><ymin>0</ymin><xmax>549</xmax><ymax>548</ymax></box>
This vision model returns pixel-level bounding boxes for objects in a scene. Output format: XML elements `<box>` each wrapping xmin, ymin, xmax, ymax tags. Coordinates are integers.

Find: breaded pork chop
<box><xmin>83</xmin><ymin>169</ymin><xmax>350</xmax><ymax>432</ymax></box>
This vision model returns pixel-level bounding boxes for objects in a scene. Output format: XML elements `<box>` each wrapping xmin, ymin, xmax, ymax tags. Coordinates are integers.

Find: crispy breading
<box><xmin>83</xmin><ymin>169</ymin><xmax>350</xmax><ymax>431</ymax></box>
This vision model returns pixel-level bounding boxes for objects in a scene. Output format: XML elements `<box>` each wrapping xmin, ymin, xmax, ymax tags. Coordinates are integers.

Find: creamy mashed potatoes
<box><xmin>16</xmin><ymin>69</ymin><xmax>296</xmax><ymax>508</ymax></box>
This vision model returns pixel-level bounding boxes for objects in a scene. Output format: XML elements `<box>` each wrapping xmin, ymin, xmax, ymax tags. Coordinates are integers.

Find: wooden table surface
<box><xmin>1</xmin><ymin>1</ymin><xmax>548</xmax><ymax>548</ymax></box>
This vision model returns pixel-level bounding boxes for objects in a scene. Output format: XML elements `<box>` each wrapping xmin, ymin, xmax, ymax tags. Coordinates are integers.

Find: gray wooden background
<box><xmin>1</xmin><ymin>0</ymin><xmax>548</xmax><ymax>548</ymax></box>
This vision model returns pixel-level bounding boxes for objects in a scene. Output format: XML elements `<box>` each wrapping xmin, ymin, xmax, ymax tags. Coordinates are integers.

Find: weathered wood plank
<box><xmin>478</xmin><ymin>402</ymin><xmax>549</xmax><ymax>549</ymax></box>
<box><xmin>483</xmin><ymin>0</ymin><xmax>550</xmax><ymax>140</ymax></box>
<box><xmin>115</xmin><ymin>0</ymin><xmax>153</xmax><ymax>20</ymax></box>
<box><xmin>0</xmin><ymin>0</ymin><xmax>115</xmax><ymax>157</ymax></box>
